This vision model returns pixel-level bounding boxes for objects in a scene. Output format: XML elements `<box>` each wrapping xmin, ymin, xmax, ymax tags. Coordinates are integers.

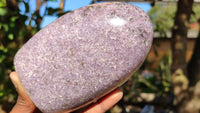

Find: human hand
<box><xmin>9</xmin><ymin>72</ymin><xmax>123</xmax><ymax>113</ymax></box>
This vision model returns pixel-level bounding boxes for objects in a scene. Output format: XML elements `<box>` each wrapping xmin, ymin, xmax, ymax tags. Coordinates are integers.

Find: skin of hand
<box><xmin>9</xmin><ymin>72</ymin><xmax>123</xmax><ymax>113</ymax></box>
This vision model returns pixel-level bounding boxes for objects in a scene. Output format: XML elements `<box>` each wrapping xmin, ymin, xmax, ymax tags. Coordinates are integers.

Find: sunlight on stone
<box><xmin>108</xmin><ymin>17</ymin><xmax>127</xmax><ymax>26</ymax></box>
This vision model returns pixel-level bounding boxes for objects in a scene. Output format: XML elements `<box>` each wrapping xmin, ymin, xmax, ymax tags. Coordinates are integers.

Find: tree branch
<box><xmin>59</xmin><ymin>0</ymin><xmax>65</xmax><ymax>13</ymax></box>
<box><xmin>122</xmin><ymin>92</ymin><xmax>173</xmax><ymax>106</ymax></box>
<box><xmin>35</xmin><ymin>0</ymin><xmax>46</xmax><ymax>30</ymax></box>
<box><xmin>187</xmin><ymin>18</ymin><xmax>200</xmax><ymax>86</ymax></box>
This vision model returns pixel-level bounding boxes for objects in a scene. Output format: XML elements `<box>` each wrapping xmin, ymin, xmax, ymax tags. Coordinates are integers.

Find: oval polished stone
<box><xmin>14</xmin><ymin>2</ymin><xmax>153</xmax><ymax>113</ymax></box>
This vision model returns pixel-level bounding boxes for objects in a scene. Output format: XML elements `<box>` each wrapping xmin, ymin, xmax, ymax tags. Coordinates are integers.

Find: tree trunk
<box><xmin>171</xmin><ymin>0</ymin><xmax>194</xmax><ymax>74</ymax></box>
<box><xmin>187</xmin><ymin>19</ymin><xmax>200</xmax><ymax>86</ymax></box>
<box><xmin>171</xmin><ymin>0</ymin><xmax>194</xmax><ymax>112</ymax></box>
<box><xmin>36</xmin><ymin>0</ymin><xmax>43</xmax><ymax>30</ymax></box>
<box><xmin>59</xmin><ymin>0</ymin><xmax>65</xmax><ymax>13</ymax></box>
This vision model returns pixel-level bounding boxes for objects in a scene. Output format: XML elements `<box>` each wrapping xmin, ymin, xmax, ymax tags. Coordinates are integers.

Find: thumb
<box><xmin>10</xmin><ymin>72</ymin><xmax>36</xmax><ymax>113</ymax></box>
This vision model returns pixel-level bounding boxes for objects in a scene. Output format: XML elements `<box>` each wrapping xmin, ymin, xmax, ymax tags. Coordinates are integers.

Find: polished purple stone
<box><xmin>14</xmin><ymin>2</ymin><xmax>153</xmax><ymax>113</ymax></box>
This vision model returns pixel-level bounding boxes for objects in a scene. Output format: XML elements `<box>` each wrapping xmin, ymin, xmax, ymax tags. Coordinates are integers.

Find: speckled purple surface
<box><xmin>14</xmin><ymin>2</ymin><xmax>153</xmax><ymax>113</ymax></box>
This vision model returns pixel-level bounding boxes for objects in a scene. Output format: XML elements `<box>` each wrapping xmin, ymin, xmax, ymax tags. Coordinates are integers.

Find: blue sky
<box><xmin>19</xmin><ymin>0</ymin><xmax>151</xmax><ymax>28</ymax></box>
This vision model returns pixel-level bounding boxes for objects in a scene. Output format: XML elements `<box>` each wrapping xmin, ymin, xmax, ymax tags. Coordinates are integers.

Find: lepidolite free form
<box><xmin>14</xmin><ymin>2</ymin><xmax>153</xmax><ymax>113</ymax></box>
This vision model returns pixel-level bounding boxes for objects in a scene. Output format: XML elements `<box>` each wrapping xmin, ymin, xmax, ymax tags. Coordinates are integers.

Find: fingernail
<box><xmin>111</xmin><ymin>89</ymin><xmax>123</xmax><ymax>99</ymax></box>
<box><xmin>10</xmin><ymin>73</ymin><xmax>18</xmax><ymax>89</ymax></box>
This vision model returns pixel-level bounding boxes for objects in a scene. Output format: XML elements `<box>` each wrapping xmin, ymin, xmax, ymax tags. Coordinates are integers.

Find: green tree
<box><xmin>148</xmin><ymin>4</ymin><xmax>176</xmax><ymax>37</ymax></box>
<box><xmin>0</xmin><ymin>0</ymin><xmax>32</xmax><ymax>111</ymax></box>
<box><xmin>139</xmin><ymin>1</ymin><xmax>200</xmax><ymax>112</ymax></box>
<box><xmin>0</xmin><ymin>0</ymin><xmax>66</xmax><ymax>112</ymax></box>
<box><xmin>138</xmin><ymin>0</ymin><xmax>200</xmax><ymax>112</ymax></box>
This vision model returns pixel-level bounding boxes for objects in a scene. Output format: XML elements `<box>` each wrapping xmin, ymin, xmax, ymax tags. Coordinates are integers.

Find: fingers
<box><xmin>84</xmin><ymin>89</ymin><xmax>123</xmax><ymax>113</ymax></box>
<box><xmin>9</xmin><ymin>72</ymin><xmax>36</xmax><ymax>113</ymax></box>
<box><xmin>9</xmin><ymin>72</ymin><xmax>123</xmax><ymax>113</ymax></box>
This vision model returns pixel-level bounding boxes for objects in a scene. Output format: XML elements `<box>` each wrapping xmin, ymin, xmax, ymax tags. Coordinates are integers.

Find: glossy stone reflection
<box><xmin>14</xmin><ymin>2</ymin><xmax>153</xmax><ymax>113</ymax></box>
<box><xmin>109</xmin><ymin>17</ymin><xmax>127</xmax><ymax>26</ymax></box>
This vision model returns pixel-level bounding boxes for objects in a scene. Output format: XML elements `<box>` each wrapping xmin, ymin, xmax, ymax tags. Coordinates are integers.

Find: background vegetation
<box><xmin>0</xmin><ymin>0</ymin><xmax>200</xmax><ymax>112</ymax></box>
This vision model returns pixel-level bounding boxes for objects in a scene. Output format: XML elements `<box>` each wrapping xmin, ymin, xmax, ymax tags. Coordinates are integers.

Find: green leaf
<box><xmin>0</xmin><ymin>55</ymin><xmax>5</xmax><ymax>63</ymax></box>
<box><xmin>8</xmin><ymin>34</ymin><xmax>14</xmax><ymax>40</ymax></box>
<box><xmin>22</xmin><ymin>1</ymin><xmax>30</xmax><ymax>13</ymax></box>
<box><xmin>139</xmin><ymin>78</ymin><xmax>158</xmax><ymax>91</ymax></box>
<box><xmin>0</xmin><ymin>45</ymin><xmax>8</xmax><ymax>53</ymax></box>
<box><xmin>0</xmin><ymin>91</ymin><xmax>4</xmax><ymax>97</ymax></box>
<box><xmin>0</xmin><ymin>0</ymin><xmax>6</xmax><ymax>7</ymax></box>
<box><xmin>47</xmin><ymin>7</ymin><xmax>60</xmax><ymax>15</ymax></box>
<box><xmin>0</xmin><ymin>8</ymin><xmax>7</xmax><ymax>16</ymax></box>
<box><xmin>2</xmin><ymin>24</ymin><xmax>8</xmax><ymax>31</ymax></box>
<box><xmin>10</xmin><ymin>16</ymin><xmax>19</xmax><ymax>22</ymax></box>
<box><xmin>10</xmin><ymin>22</ymin><xmax>15</xmax><ymax>28</ymax></box>
<box><xmin>31</xmin><ymin>28</ymin><xmax>37</xmax><ymax>35</ymax></box>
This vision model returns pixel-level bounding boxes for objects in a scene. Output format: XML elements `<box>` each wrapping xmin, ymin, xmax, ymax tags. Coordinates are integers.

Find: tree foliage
<box><xmin>148</xmin><ymin>3</ymin><xmax>200</xmax><ymax>36</ymax></box>
<box><xmin>0</xmin><ymin>0</ymin><xmax>31</xmax><ymax>111</ymax></box>
<box><xmin>0</xmin><ymin>0</ymin><xmax>66</xmax><ymax>111</ymax></box>
<box><xmin>148</xmin><ymin>4</ymin><xmax>176</xmax><ymax>37</ymax></box>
